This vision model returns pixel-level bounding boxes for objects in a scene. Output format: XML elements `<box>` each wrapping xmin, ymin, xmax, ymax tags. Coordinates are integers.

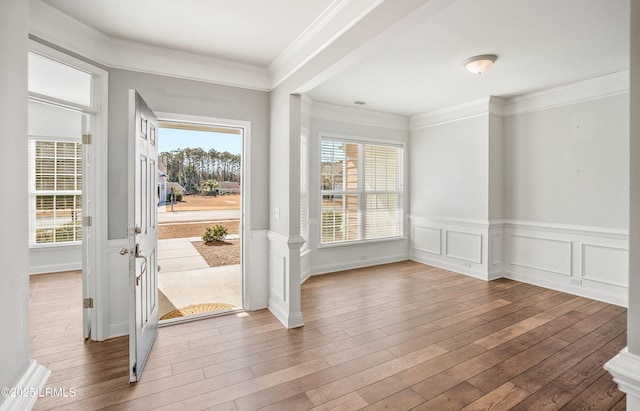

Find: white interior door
<box><xmin>128</xmin><ymin>90</ymin><xmax>159</xmax><ymax>382</ymax></box>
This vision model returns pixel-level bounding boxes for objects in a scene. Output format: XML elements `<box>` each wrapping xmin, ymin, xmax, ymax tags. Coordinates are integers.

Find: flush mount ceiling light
<box><xmin>464</xmin><ymin>54</ymin><xmax>498</xmax><ymax>74</ymax></box>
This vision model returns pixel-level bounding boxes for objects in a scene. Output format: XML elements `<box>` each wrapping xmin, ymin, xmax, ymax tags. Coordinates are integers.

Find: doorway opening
<box><xmin>156</xmin><ymin>122</ymin><xmax>243</xmax><ymax>324</ymax></box>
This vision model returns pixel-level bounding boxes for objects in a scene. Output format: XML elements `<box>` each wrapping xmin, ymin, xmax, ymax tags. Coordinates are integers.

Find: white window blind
<box><xmin>30</xmin><ymin>140</ymin><xmax>83</xmax><ymax>244</ymax></box>
<box><xmin>320</xmin><ymin>138</ymin><xmax>402</xmax><ymax>245</ymax></box>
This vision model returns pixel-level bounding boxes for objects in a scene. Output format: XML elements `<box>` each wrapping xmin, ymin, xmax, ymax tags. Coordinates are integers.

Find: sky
<box><xmin>158</xmin><ymin>127</ymin><xmax>242</xmax><ymax>155</ymax></box>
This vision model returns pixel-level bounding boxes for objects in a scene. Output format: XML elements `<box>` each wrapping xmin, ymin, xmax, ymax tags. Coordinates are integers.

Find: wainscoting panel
<box><xmin>582</xmin><ymin>243</ymin><xmax>629</xmax><ymax>293</ymax></box>
<box><xmin>268</xmin><ymin>250</ymin><xmax>287</xmax><ymax>304</ymax></box>
<box><xmin>409</xmin><ymin>215</ymin><xmax>490</xmax><ymax>280</ymax></box>
<box><xmin>409</xmin><ymin>217</ymin><xmax>629</xmax><ymax>306</ymax></box>
<box><xmin>446</xmin><ymin>230</ymin><xmax>482</xmax><ymax>263</ymax></box>
<box><xmin>413</xmin><ymin>226</ymin><xmax>442</xmax><ymax>255</ymax></box>
<box><xmin>508</xmin><ymin>234</ymin><xmax>572</xmax><ymax>276</ymax></box>
<box><xmin>503</xmin><ymin>222</ymin><xmax>628</xmax><ymax>307</ymax></box>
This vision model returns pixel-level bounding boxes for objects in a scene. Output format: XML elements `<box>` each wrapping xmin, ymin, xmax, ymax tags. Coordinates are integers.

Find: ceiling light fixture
<box><xmin>464</xmin><ymin>54</ymin><xmax>497</xmax><ymax>74</ymax></box>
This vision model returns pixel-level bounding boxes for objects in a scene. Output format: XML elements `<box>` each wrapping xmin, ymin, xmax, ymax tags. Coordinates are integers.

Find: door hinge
<box><xmin>82</xmin><ymin>134</ymin><xmax>92</xmax><ymax>144</ymax></box>
<box><xmin>83</xmin><ymin>298</ymin><xmax>94</xmax><ymax>308</ymax></box>
<box><xmin>83</xmin><ymin>216</ymin><xmax>92</xmax><ymax>227</ymax></box>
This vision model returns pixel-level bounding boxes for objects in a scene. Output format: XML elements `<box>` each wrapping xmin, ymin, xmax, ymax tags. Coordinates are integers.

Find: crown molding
<box><xmin>410</xmin><ymin>72</ymin><xmax>629</xmax><ymax>129</ymax></box>
<box><xmin>29</xmin><ymin>0</ymin><xmax>270</xmax><ymax>91</ymax></box>
<box><xmin>410</xmin><ymin>96</ymin><xmax>504</xmax><ymax>130</ymax></box>
<box><xmin>502</xmin><ymin>71</ymin><xmax>629</xmax><ymax>117</ymax></box>
<box><xmin>269</xmin><ymin>0</ymin><xmax>385</xmax><ymax>89</ymax></box>
<box><xmin>311</xmin><ymin>101</ymin><xmax>409</xmax><ymax>130</ymax></box>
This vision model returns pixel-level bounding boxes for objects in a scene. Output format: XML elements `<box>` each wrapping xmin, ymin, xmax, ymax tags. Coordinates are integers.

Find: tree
<box><xmin>201</xmin><ymin>179</ymin><xmax>219</xmax><ymax>195</ymax></box>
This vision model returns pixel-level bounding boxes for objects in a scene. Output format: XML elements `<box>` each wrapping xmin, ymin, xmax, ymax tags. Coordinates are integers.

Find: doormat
<box><xmin>160</xmin><ymin>303</ymin><xmax>235</xmax><ymax>320</ymax></box>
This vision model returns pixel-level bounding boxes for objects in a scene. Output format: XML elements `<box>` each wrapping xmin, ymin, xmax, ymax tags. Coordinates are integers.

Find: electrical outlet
<box><xmin>570</xmin><ymin>278</ymin><xmax>582</xmax><ymax>286</ymax></box>
<box><xmin>463</xmin><ymin>261</ymin><xmax>471</xmax><ymax>268</ymax></box>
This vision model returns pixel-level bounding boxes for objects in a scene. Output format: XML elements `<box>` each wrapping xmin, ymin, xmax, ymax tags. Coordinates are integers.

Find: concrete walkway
<box><xmin>158</xmin><ymin>238</ymin><xmax>242</xmax><ymax>319</ymax></box>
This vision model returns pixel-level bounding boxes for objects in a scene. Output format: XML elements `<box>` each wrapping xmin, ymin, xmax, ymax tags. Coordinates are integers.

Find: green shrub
<box><xmin>202</xmin><ymin>225</ymin><xmax>228</xmax><ymax>243</ymax></box>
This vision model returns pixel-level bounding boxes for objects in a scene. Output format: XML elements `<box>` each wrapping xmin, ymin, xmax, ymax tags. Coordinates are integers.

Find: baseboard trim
<box><xmin>410</xmin><ymin>253</ymin><xmax>490</xmax><ymax>281</ymax></box>
<box><xmin>29</xmin><ymin>262</ymin><xmax>82</xmax><ymax>275</ymax></box>
<box><xmin>268</xmin><ymin>299</ymin><xmax>304</xmax><ymax>329</ymax></box>
<box><xmin>605</xmin><ymin>347</ymin><xmax>640</xmax><ymax>408</ymax></box>
<box><xmin>310</xmin><ymin>254</ymin><xmax>408</xmax><ymax>276</ymax></box>
<box><xmin>107</xmin><ymin>322</ymin><xmax>128</xmax><ymax>339</ymax></box>
<box><xmin>503</xmin><ymin>271</ymin><xmax>627</xmax><ymax>307</ymax></box>
<box><xmin>0</xmin><ymin>360</ymin><xmax>50</xmax><ymax>411</ymax></box>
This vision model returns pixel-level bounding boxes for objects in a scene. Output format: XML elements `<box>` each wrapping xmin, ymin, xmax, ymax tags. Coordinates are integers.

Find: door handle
<box><xmin>134</xmin><ymin>243</ymin><xmax>147</xmax><ymax>286</ymax></box>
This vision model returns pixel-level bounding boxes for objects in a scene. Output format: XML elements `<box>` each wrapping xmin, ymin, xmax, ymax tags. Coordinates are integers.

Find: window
<box><xmin>320</xmin><ymin>138</ymin><xmax>403</xmax><ymax>245</ymax></box>
<box><xmin>27</xmin><ymin>49</ymin><xmax>96</xmax><ymax>246</ymax></box>
<box><xmin>30</xmin><ymin>139</ymin><xmax>83</xmax><ymax>244</ymax></box>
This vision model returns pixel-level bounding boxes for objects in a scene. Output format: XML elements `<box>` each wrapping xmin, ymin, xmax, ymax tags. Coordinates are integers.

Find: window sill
<box><xmin>30</xmin><ymin>242</ymin><xmax>82</xmax><ymax>249</ymax></box>
<box><xmin>318</xmin><ymin>236</ymin><xmax>408</xmax><ymax>249</ymax></box>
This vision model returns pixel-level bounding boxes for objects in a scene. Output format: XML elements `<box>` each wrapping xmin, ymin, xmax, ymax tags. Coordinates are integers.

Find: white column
<box><xmin>605</xmin><ymin>1</ymin><xmax>640</xmax><ymax>408</ymax></box>
<box><xmin>0</xmin><ymin>1</ymin><xmax>50</xmax><ymax>410</ymax></box>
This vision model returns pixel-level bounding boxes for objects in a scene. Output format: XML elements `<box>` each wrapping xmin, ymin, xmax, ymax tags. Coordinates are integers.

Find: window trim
<box><xmin>318</xmin><ymin>133</ymin><xmax>406</xmax><ymax>248</ymax></box>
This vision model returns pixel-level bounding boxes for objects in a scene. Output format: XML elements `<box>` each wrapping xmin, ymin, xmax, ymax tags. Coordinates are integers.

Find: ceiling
<box><xmin>41</xmin><ymin>0</ymin><xmax>629</xmax><ymax>117</ymax></box>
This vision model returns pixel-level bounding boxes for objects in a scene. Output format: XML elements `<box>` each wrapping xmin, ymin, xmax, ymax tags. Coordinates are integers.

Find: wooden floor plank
<box><xmin>28</xmin><ymin>263</ymin><xmax>626</xmax><ymax>410</ymax></box>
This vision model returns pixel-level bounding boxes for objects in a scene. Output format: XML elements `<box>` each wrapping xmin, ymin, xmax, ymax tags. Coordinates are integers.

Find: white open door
<box><xmin>128</xmin><ymin>90</ymin><xmax>159</xmax><ymax>382</ymax></box>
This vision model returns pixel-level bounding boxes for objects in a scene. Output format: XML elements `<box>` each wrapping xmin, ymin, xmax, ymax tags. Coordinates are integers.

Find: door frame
<box><xmin>28</xmin><ymin>40</ymin><xmax>110</xmax><ymax>341</ymax></box>
<box><xmin>156</xmin><ymin>112</ymin><xmax>252</xmax><ymax>310</ymax></box>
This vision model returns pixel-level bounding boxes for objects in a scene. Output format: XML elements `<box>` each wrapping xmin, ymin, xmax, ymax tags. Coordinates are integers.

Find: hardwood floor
<box><xmin>29</xmin><ymin>261</ymin><xmax>627</xmax><ymax>410</ymax></box>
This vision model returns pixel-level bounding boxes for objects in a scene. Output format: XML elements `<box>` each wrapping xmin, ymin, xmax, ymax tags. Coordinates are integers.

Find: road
<box><xmin>158</xmin><ymin>209</ymin><xmax>240</xmax><ymax>224</ymax></box>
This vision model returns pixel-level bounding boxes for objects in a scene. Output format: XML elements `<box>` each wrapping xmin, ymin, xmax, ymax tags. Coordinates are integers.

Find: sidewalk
<box><xmin>157</xmin><ymin>238</ymin><xmax>242</xmax><ymax>319</ymax></box>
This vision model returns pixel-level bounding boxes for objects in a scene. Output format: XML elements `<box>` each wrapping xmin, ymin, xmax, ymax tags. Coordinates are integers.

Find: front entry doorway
<box><xmin>156</xmin><ymin>122</ymin><xmax>244</xmax><ymax>324</ymax></box>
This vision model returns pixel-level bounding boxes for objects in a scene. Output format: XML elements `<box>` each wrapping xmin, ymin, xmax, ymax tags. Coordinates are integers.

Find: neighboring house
<box><xmin>167</xmin><ymin>181</ymin><xmax>186</xmax><ymax>197</ymax></box>
<box><xmin>218</xmin><ymin>181</ymin><xmax>240</xmax><ymax>195</ymax></box>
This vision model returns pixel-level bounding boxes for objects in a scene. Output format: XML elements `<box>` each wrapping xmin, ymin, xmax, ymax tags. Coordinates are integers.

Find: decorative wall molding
<box><xmin>503</xmin><ymin>222</ymin><xmax>628</xmax><ymax>307</ymax></box>
<box><xmin>408</xmin><ymin>216</ymin><xmax>629</xmax><ymax>306</ymax></box>
<box><xmin>409</xmin><ymin>214</ymin><xmax>490</xmax><ymax>280</ymax></box>
<box><xmin>508</xmin><ymin>234</ymin><xmax>573</xmax><ymax>277</ymax></box>
<box><xmin>409</xmin><ymin>71</ymin><xmax>629</xmax><ymax>130</ymax></box>
<box><xmin>581</xmin><ymin>243</ymin><xmax>629</xmax><ymax>287</ymax></box>
<box><xmin>501</xmin><ymin>71</ymin><xmax>629</xmax><ymax>117</ymax></box>
<box><xmin>445</xmin><ymin>230</ymin><xmax>483</xmax><ymax>264</ymax></box>
<box><xmin>410</xmin><ymin>97</ymin><xmax>495</xmax><ymax>130</ymax></box>
<box><xmin>267</xmin><ymin>231</ymin><xmax>304</xmax><ymax>328</ymax></box>
<box><xmin>311</xmin><ymin>101</ymin><xmax>409</xmax><ymax>130</ymax></box>
<box><xmin>29</xmin><ymin>0</ymin><xmax>270</xmax><ymax>91</ymax></box>
<box><xmin>0</xmin><ymin>360</ymin><xmax>50</xmax><ymax>411</ymax></box>
<box><xmin>500</xmin><ymin>219</ymin><xmax>628</xmax><ymax>239</ymax></box>
<box><xmin>269</xmin><ymin>0</ymin><xmax>385</xmax><ymax>89</ymax></box>
<box><xmin>412</xmin><ymin>226</ymin><xmax>441</xmax><ymax>255</ymax></box>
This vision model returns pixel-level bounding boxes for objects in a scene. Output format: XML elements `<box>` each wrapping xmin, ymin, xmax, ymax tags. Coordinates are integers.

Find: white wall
<box><xmin>411</xmin><ymin>115</ymin><xmax>489</xmax><ymax>220</ymax></box>
<box><xmin>409</xmin><ymin>79</ymin><xmax>630</xmax><ymax>305</ymax></box>
<box><xmin>409</xmin><ymin>103</ymin><xmax>494</xmax><ymax>279</ymax></box>
<box><xmin>0</xmin><ymin>0</ymin><xmax>49</xmax><ymax>408</ymax></box>
<box><xmin>29</xmin><ymin>246</ymin><xmax>81</xmax><ymax>275</ymax></box>
<box><xmin>503</xmin><ymin>94</ymin><xmax>629</xmax><ymax>229</ymax></box>
<box><xmin>308</xmin><ymin>104</ymin><xmax>410</xmax><ymax>275</ymax></box>
<box><xmin>501</xmin><ymin>92</ymin><xmax>629</xmax><ymax>306</ymax></box>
